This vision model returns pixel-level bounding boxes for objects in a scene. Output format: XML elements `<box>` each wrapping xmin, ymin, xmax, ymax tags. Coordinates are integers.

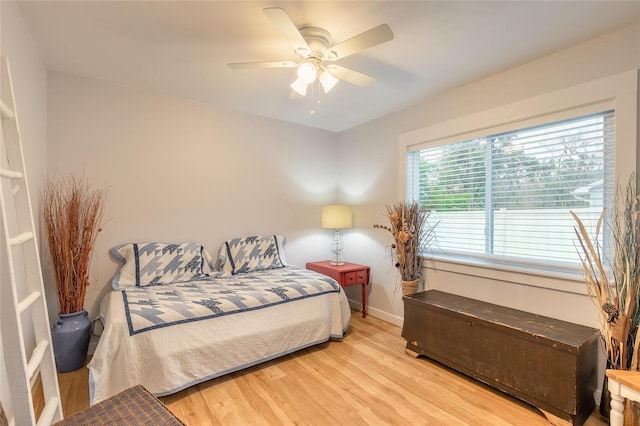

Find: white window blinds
<box><xmin>407</xmin><ymin>110</ymin><xmax>615</xmax><ymax>271</ymax></box>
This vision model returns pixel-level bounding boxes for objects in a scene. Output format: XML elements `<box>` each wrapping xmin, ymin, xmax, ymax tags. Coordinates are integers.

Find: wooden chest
<box><xmin>403</xmin><ymin>290</ymin><xmax>599</xmax><ymax>425</ymax></box>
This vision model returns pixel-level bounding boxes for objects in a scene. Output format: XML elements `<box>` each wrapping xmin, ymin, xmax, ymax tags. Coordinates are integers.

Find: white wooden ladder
<box><xmin>0</xmin><ymin>56</ymin><xmax>63</xmax><ymax>425</ymax></box>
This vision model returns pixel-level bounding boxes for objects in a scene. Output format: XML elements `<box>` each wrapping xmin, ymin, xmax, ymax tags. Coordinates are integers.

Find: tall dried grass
<box><xmin>42</xmin><ymin>175</ymin><xmax>108</xmax><ymax>314</ymax></box>
<box><xmin>572</xmin><ymin>175</ymin><xmax>640</xmax><ymax>370</ymax></box>
<box><xmin>374</xmin><ymin>201</ymin><xmax>436</xmax><ymax>284</ymax></box>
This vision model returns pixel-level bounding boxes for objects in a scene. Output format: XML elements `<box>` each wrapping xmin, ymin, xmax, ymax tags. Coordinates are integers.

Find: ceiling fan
<box><xmin>228</xmin><ymin>7</ymin><xmax>394</xmax><ymax>97</ymax></box>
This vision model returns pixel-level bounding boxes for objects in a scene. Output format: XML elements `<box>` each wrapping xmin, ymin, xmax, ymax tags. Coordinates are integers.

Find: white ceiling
<box><xmin>17</xmin><ymin>1</ymin><xmax>640</xmax><ymax>132</ymax></box>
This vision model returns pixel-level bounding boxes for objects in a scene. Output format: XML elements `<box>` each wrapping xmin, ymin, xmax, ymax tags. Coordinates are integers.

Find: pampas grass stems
<box><xmin>374</xmin><ymin>201</ymin><xmax>436</xmax><ymax>285</ymax></box>
<box><xmin>572</xmin><ymin>174</ymin><xmax>640</xmax><ymax>370</ymax></box>
<box><xmin>42</xmin><ymin>175</ymin><xmax>107</xmax><ymax>314</ymax></box>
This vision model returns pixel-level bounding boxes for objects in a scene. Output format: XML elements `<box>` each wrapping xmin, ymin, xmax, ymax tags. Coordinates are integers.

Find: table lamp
<box><xmin>321</xmin><ymin>205</ymin><xmax>352</xmax><ymax>265</ymax></box>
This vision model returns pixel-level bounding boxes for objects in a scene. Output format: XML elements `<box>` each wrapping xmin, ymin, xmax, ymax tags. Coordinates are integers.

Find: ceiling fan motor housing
<box><xmin>299</xmin><ymin>27</ymin><xmax>333</xmax><ymax>60</ymax></box>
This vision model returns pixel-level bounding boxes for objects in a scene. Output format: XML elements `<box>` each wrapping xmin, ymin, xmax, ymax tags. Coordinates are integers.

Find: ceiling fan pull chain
<box><xmin>310</xmin><ymin>81</ymin><xmax>320</xmax><ymax>115</ymax></box>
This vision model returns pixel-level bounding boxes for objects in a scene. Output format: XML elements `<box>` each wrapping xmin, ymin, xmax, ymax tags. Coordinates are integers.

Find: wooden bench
<box><xmin>403</xmin><ymin>290</ymin><xmax>599</xmax><ymax>425</ymax></box>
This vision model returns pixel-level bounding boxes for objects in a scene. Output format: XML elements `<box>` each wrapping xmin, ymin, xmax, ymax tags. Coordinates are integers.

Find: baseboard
<box><xmin>347</xmin><ymin>298</ymin><xmax>404</xmax><ymax>328</ymax></box>
<box><xmin>594</xmin><ymin>388</ymin><xmax>602</xmax><ymax>408</ymax></box>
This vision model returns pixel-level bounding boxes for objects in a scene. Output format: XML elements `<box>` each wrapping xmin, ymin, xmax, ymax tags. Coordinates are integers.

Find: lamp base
<box><xmin>330</xmin><ymin>229</ymin><xmax>345</xmax><ymax>266</ymax></box>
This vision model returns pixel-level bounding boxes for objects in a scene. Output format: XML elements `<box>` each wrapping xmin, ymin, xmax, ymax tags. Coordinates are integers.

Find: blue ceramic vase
<box><xmin>51</xmin><ymin>309</ymin><xmax>91</xmax><ymax>373</ymax></box>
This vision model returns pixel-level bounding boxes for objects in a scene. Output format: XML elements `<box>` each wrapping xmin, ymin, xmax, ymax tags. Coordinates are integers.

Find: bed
<box><xmin>88</xmin><ymin>236</ymin><xmax>351</xmax><ymax>404</ymax></box>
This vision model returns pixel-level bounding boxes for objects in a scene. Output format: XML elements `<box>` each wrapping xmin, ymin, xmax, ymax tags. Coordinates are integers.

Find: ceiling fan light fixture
<box><xmin>290</xmin><ymin>79</ymin><xmax>308</xmax><ymax>96</ymax></box>
<box><xmin>230</xmin><ymin>8</ymin><xmax>395</xmax><ymax>101</ymax></box>
<box><xmin>319</xmin><ymin>70</ymin><xmax>339</xmax><ymax>93</ymax></box>
<box><xmin>297</xmin><ymin>62</ymin><xmax>317</xmax><ymax>84</ymax></box>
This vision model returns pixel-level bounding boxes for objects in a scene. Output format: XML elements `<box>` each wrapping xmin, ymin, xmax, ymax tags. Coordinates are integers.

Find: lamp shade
<box><xmin>321</xmin><ymin>205</ymin><xmax>352</xmax><ymax>229</ymax></box>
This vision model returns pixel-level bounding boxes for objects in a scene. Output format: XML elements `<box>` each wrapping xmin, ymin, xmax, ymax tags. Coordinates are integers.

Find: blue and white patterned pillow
<box><xmin>221</xmin><ymin>235</ymin><xmax>286</xmax><ymax>275</ymax></box>
<box><xmin>111</xmin><ymin>242</ymin><xmax>214</xmax><ymax>289</ymax></box>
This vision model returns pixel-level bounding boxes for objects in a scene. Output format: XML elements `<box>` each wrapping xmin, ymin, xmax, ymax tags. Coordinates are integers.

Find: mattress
<box><xmin>88</xmin><ymin>267</ymin><xmax>351</xmax><ymax>404</ymax></box>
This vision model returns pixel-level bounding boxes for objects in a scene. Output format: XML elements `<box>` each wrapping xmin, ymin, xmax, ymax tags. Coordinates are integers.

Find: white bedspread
<box><xmin>88</xmin><ymin>268</ymin><xmax>351</xmax><ymax>404</ymax></box>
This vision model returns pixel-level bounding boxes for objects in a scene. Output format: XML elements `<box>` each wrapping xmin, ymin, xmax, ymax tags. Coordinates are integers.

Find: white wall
<box><xmin>13</xmin><ymin>6</ymin><xmax>638</xmax><ymax>413</ymax></box>
<box><xmin>0</xmin><ymin>1</ymin><xmax>48</xmax><ymax>423</ymax></box>
<box><xmin>337</xmin><ymin>22</ymin><xmax>640</xmax><ymax>397</ymax></box>
<box><xmin>340</xmin><ymin>20</ymin><xmax>640</xmax><ymax>325</ymax></box>
<box><xmin>41</xmin><ymin>15</ymin><xmax>640</xmax><ymax>336</ymax></box>
<box><xmin>47</xmin><ymin>72</ymin><xmax>340</xmax><ymax>324</ymax></box>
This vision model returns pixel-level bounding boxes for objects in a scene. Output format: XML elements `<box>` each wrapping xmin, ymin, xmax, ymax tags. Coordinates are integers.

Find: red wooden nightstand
<box><xmin>306</xmin><ymin>261</ymin><xmax>370</xmax><ymax>318</ymax></box>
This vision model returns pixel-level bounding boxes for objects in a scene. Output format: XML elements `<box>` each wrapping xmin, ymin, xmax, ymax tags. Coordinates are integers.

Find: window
<box><xmin>400</xmin><ymin>71</ymin><xmax>636</xmax><ymax>288</ymax></box>
<box><xmin>406</xmin><ymin>111</ymin><xmax>615</xmax><ymax>273</ymax></box>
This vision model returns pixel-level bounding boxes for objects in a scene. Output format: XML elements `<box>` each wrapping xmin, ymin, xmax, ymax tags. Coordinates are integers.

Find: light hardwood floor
<box><xmin>53</xmin><ymin>311</ymin><xmax>607</xmax><ymax>425</ymax></box>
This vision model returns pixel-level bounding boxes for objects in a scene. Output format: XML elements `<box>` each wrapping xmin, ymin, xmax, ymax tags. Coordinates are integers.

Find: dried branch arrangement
<box><xmin>572</xmin><ymin>175</ymin><xmax>640</xmax><ymax>370</ymax></box>
<box><xmin>42</xmin><ymin>175</ymin><xmax>108</xmax><ymax>314</ymax></box>
<box><xmin>374</xmin><ymin>201</ymin><xmax>436</xmax><ymax>284</ymax></box>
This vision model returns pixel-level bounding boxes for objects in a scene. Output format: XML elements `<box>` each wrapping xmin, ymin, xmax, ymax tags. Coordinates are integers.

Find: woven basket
<box><xmin>401</xmin><ymin>279</ymin><xmax>420</xmax><ymax>296</ymax></box>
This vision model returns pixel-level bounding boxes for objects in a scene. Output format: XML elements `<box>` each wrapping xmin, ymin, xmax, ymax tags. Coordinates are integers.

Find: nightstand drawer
<box><xmin>344</xmin><ymin>271</ymin><xmax>366</xmax><ymax>285</ymax></box>
<box><xmin>305</xmin><ymin>261</ymin><xmax>370</xmax><ymax>318</ymax></box>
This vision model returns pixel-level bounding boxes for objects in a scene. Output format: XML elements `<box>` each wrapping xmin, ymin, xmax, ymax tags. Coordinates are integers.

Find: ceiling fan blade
<box><xmin>328</xmin><ymin>65</ymin><xmax>376</xmax><ymax>87</ymax></box>
<box><xmin>325</xmin><ymin>24</ymin><xmax>394</xmax><ymax>61</ymax></box>
<box><xmin>263</xmin><ymin>7</ymin><xmax>310</xmax><ymax>54</ymax></box>
<box><xmin>228</xmin><ymin>61</ymin><xmax>297</xmax><ymax>70</ymax></box>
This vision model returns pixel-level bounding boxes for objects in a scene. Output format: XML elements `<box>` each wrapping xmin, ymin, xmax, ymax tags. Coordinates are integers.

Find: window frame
<box><xmin>399</xmin><ymin>70</ymin><xmax>638</xmax><ymax>294</ymax></box>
